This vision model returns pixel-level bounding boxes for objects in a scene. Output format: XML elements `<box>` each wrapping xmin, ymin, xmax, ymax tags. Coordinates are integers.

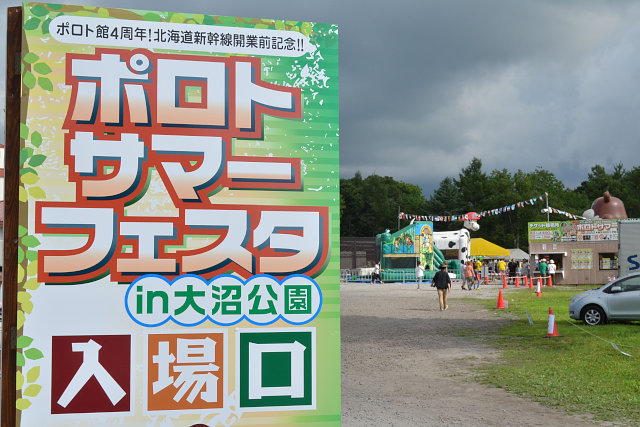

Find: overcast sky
<box><xmin>2</xmin><ymin>0</ymin><xmax>640</xmax><ymax>196</ymax></box>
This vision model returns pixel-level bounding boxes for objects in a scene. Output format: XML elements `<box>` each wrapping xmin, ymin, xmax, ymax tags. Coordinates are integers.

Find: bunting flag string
<box><xmin>398</xmin><ymin>195</ymin><xmax>588</xmax><ymax>222</ymax></box>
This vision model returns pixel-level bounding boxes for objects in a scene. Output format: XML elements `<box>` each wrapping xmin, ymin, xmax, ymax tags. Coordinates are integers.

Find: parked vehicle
<box><xmin>569</xmin><ymin>272</ymin><xmax>640</xmax><ymax>325</ymax></box>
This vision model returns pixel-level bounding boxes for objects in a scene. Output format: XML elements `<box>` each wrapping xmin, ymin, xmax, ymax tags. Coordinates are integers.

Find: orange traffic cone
<box><xmin>496</xmin><ymin>289</ymin><xmax>505</xmax><ymax>309</ymax></box>
<box><xmin>547</xmin><ymin>275</ymin><xmax>553</xmax><ymax>287</ymax></box>
<box><xmin>503</xmin><ymin>276</ymin><xmax>507</xmax><ymax>289</ymax></box>
<box><xmin>536</xmin><ymin>279</ymin><xmax>542</xmax><ymax>297</ymax></box>
<box><xmin>515</xmin><ymin>276</ymin><xmax>520</xmax><ymax>288</ymax></box>
<box><xmin>524</xmin><ymin>275</ymin><xmax>529</xmax><ymax>288</ymax></box>
<box><xmin>546</xmin><ymin>307</ymin><xmax>559</xmax><ymax>337</ymax></box>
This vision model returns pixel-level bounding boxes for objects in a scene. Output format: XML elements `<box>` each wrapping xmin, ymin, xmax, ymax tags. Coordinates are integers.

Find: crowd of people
<box><xmin>369</xmin><ymin>257</ymin><xmax>558</xmax><ymax>311</ymax></box>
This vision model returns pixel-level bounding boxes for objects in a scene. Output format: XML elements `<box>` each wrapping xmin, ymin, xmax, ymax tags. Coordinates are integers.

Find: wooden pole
<box><xmin>3</xmin><ymin>6</ymin><xmax>22</xmax><ymax>427</ymax></box>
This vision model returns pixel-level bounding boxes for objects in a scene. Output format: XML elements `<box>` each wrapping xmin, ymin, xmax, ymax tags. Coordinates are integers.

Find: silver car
<box><xmin>569</xmin><ymin>273</ymin><xmax>640</xmax><ymax>325</ymax></box>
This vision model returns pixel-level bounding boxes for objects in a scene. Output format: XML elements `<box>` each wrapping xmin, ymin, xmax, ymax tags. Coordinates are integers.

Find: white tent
<box><xmin>507</xmin><ymin>248</ymin><xmax>529</xmax><ymax>260</ymax></box>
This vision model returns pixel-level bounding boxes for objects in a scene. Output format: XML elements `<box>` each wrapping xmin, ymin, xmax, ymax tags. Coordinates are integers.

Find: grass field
<box><xmin>467</xmin><ymin>286</ymin><xmax>640</xmax><ymax>423</ymax></box>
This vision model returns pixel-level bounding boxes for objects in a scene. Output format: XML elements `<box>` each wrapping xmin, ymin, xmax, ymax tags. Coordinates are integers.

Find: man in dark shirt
<box><xmin>431</xmin><ymin>263</ymin><xmax>452</xmax><ymax>310</ymax></box>
<box><xmin>508</xmin><ymin>259</ymin><xmax>518</xmax><ymax>285</ymax></box>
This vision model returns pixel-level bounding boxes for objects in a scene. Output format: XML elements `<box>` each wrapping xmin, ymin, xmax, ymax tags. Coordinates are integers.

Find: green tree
<box><xmin>340</xmin><ymin>173</ymin><xmax>427</xmax><ymax>236</ymax></box>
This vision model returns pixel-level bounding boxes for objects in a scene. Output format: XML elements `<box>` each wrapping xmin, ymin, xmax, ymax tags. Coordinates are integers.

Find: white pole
<box><xmin>545</xmin><ymin>192</ymin><xmax>550</xmax><ymax>221</ymax></box>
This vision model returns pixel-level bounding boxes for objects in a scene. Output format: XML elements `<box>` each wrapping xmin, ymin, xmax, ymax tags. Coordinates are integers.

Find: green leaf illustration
<box><xmin>26</xmin><ymin>250</ymin><xmax>39</xmax><ymax>262</ymax></box>
<box><xmin>20</xmin><ymin>167</ymin><xmax>39</xmax><ymax>176</ymax></box>
<box><xmin>21</xmin><ymin>172</ymin><xmax>40</xmax><ymax>185</ymax></box>
<box><xmin>27</xmin><ymin>366</ymin><xmax>41</xmax><ymax>383</ymax></box>
<box><xmin>30</xmin><ymin>131</ymin><xmax>43</xmax><ymax>147</ymax></box>
<box><xmin>30</xmin><ymin>4</ymin><xmax>50</xmax><ymax>17</ymax></box>
<box><xmin>17</xmin><ymin>292</ymin><xmax>31</xmax><ymax>304</ymax></box>
<box><xmin>18</xmin><ymin>246</ymin><xmax>24</xmax><ymax>263</ymax></box>
<box><xmin>42</xmin><ymin>17</ymin><xmax>52</xmax><ymax>35</ymax></box>
<box><xmin>17</xmin><ymin>311</ymin><xmax>25</xmax><ymax>330</ymax></box>
<box><xmin>28</xmin><ymin>154</ymin><xmax>47</xmax><ymax>167</ymax></box>
<box><xmin>28</xmin><ymin>187</ymin><xmax>47</xmax><ymax>199</ymax></box>
<box><xmin>16</xmin><ymin>371</ymin><xmax>24</xmax><ymax>390</ymax></box>
<box><xmin>21</xmin><ymin>235</ymin><xmax>41</xmax><ymax>248</ymax></box>
<box><xmin>27</xmin><ymin>261</ymin><xmax>38</xmax><ymax>277</ymax></box>
<box><xmin>24</xmin><ymin>348</ymin><xmax>44</xmax><ymax>361</ymax></box>
<box><xmin>169</xmin><ymin>13</ymin><xmax>186</xmax><ymax>23</ymax></box>
<box><xmin>16</xmin><ymin>398</ymin><xmax>31</xmax><ymax>410</ymax></box>
<box><xmin>20</xmin><ymin>147</ymin><xmax>33</xmax><ymax>165</ymax></box>
<box><xmin>16</xmin><ymin>336</ymin><xmax>33</xmax><ymax>349</ymax></box>
<box><xmin>22</xmin><ymin>301</ymin><xmax>34</xmax><ymax>315</ymax></box>
<box><xmin>24</xmin><ymin>278</ymin><xmax>41</xmax><ymax>291</ymax></box>
<box><xmin>193</xmin><ymin>14</ymin><xmax>204</xmax><ymax>24</ymax></box>
<box><xmin>23</xmin><ymin>384</ymin><xmax>42</xmax><ymax>398</ymax></box>
<box><xmin>143</xmin><ymin>12</ymin><xmax>162</xmax><ymax>21</ymax></box>
<box><xmin>218</xmin><ymin>16</ymin><xmax>236</xmax><ymax>25</ymax></box>
<box><xmin>38</xmin><ymin>77</ymin><xmax>54</xmax><ymax>91</ymax></box>
<box><xmin>23</xmin><ymin>52</ymin><xmax>39</xmax><ymax>64</ymax></box>
<box><xmin>48</xmin><ymin>4</ymin><xmax>63</xmax><ymax>10</ymax></box>
<box><xmin>19</xmin><ymin>187</ymin><xmax>28</xmax><ymax>203</ymax></box>
<box><xmin>23</xmin><ymin>71</ymin><xmax>36</xmax><ymax>89</ymax></box>
<box><xmin>301</xmin><ymin>22</ymin><xmax>313</xmax><ymax>37</ymax></box>
<box><xmin>24</xmin><ymin>17</ymin><xmax>41</xmax><ymax>31</ymax></box>
<box><xmin>18</xmin><ymin>265</ymin><xmax>25</xmax><ymax>284</ymax></box>
<box><xmin>16</xmin><ymin>352</ymin><xmax>25</xmax><ymax>367</ymax></box>
<box><xmin>20</xmin><ymin>123</ymin><xmax>29</xmax><ymax>139</ymax></box>
<box><xmin>202</xmin><ymin>15</ymin><xmax>215</xmax><ymax>25</ymax></box>
<box><xmin>97</xmin><ymin>7</ymin><xmax>109</xmax><ymax>18</ymax></box>
<box><xmin>18</xmin><ymin>225</ymin><xmax>28</xmax><ymax>238</ymax></box>
<box><xmin>33</xmin><ymin>62</ymin><xmax>52</xmax><ymax>75</ymax></box>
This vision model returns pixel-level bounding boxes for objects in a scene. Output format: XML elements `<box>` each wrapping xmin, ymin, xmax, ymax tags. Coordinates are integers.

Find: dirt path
<box><xmin>340</xmin><ymin>282</ymin><xmax>610</xmax><ymax>426</ymax></box>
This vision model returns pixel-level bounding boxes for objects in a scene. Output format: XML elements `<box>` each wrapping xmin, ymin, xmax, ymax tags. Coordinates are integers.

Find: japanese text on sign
<box><xmin>51</xmin><ymin>15</ymin><xmax>316</xmax><ymax>57</ymax></box>
<box><xmin>126</xmin><ymin>274</ymin><xmax>322</xmax><ymax>327</ymax></box>
<box><xmin>36</xmin><ymin>49</ymin><xmax>329</xmax><ymax>283</ymax></box>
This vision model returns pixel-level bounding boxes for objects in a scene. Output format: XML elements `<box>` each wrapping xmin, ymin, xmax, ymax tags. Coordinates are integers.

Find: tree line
<box><xmin>340</xmin><ymin>158</ymin><xmax>640</xmax><ymax>250</ymax></box>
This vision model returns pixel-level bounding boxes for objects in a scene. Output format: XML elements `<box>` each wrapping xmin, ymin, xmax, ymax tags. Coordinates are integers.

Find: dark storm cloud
<box><xmin>3</xmin><ymin>0</ymin><xmax>640</xmax><ymax>196</ymax></box>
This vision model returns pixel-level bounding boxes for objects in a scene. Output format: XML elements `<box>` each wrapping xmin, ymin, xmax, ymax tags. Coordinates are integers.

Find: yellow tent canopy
<box><xmin>470</xmin><ymin>238</ymin><xmax>510</xmax><ymax>257</ymax></box>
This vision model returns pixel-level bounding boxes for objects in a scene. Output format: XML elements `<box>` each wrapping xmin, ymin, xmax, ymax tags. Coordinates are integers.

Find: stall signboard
<box><xmin>528</xmin><ymin>220</ymin><xmax>618</xmax><ymax>243</ymax></box>
<box><xmin>14</xmin><ymin>3</ymin><xmax>339</xmax><ymax>425</ymax></box>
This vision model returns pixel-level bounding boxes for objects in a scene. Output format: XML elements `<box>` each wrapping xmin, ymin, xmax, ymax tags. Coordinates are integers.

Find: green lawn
<box><xmin>468</xmin><ymin>286</ymin><xmax>640</xmax><ymax>423</ymax></box>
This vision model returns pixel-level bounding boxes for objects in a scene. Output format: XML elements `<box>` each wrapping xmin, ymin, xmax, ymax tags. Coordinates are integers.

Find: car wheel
<box><xmin>582</xmin><ymin>306</ymin><xmax>606</xmax><ymax>326</ymax></box>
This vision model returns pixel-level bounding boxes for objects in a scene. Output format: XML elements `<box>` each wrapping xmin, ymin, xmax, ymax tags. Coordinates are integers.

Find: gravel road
<box><xmin>340</xmin><ymin>281</ymin><xmax>616</xmax><ymax>426</ymax></box>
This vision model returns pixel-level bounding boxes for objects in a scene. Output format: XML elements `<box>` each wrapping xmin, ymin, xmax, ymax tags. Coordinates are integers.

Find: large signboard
<box><xmin>528</xmin><ymin>220</ymin><xmax>618</xmax><ymax>243</ymax></box>
<box><xmin>13</xmin><ymin>3</ymin><xmax>339</xmax><ymax>425</ymax></box>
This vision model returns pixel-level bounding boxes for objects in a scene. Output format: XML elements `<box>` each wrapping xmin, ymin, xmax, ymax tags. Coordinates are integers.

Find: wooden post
<box><xmin>3</xmin><ymin>6</ymin><xmax>22</xmax><ymax>427</ymax></box>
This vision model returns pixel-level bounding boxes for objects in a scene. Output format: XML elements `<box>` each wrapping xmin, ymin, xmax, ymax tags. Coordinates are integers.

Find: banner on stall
<box><xmin>528</xmin><ymin>220</ymin><xmax>618</xmax><ymax>243</ymax></box>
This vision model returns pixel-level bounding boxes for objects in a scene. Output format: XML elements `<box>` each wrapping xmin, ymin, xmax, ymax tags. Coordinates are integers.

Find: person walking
<box><xmin>415</xmin><ymin>260</ymin><xmax>425</xmax><ymax>289</ymax></box>
<box><xmin>371</xmin><ymin>261</ymin><xmax>382</xmax><ymax>284</ymax></box>
<box><xmin>431</xmin><ymin>263</ymin><xmax>452</xmax><ymax>311</ymax></box>
<box><xmin>463</xmin><ymin>260</ymin><xmax>474</xmax><ymax>290</ymax></box>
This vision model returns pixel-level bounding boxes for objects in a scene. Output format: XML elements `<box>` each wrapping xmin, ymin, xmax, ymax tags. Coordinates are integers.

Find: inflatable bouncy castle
<box><xmin>376</xmin><ymin>222</ymin><xmax>450</xmax><ymax>281</ymax></box>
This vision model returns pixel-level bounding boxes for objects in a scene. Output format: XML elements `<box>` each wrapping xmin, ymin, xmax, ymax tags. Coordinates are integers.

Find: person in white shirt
<box><xmin>415</xmin><ymin>260</ymin><xmax>425</xmax><ymax>289</ymax></box>
<box><xmin>548</xmin><ymin>259</ymin><xmax>557</xmax><ymax>284</ymax></box>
